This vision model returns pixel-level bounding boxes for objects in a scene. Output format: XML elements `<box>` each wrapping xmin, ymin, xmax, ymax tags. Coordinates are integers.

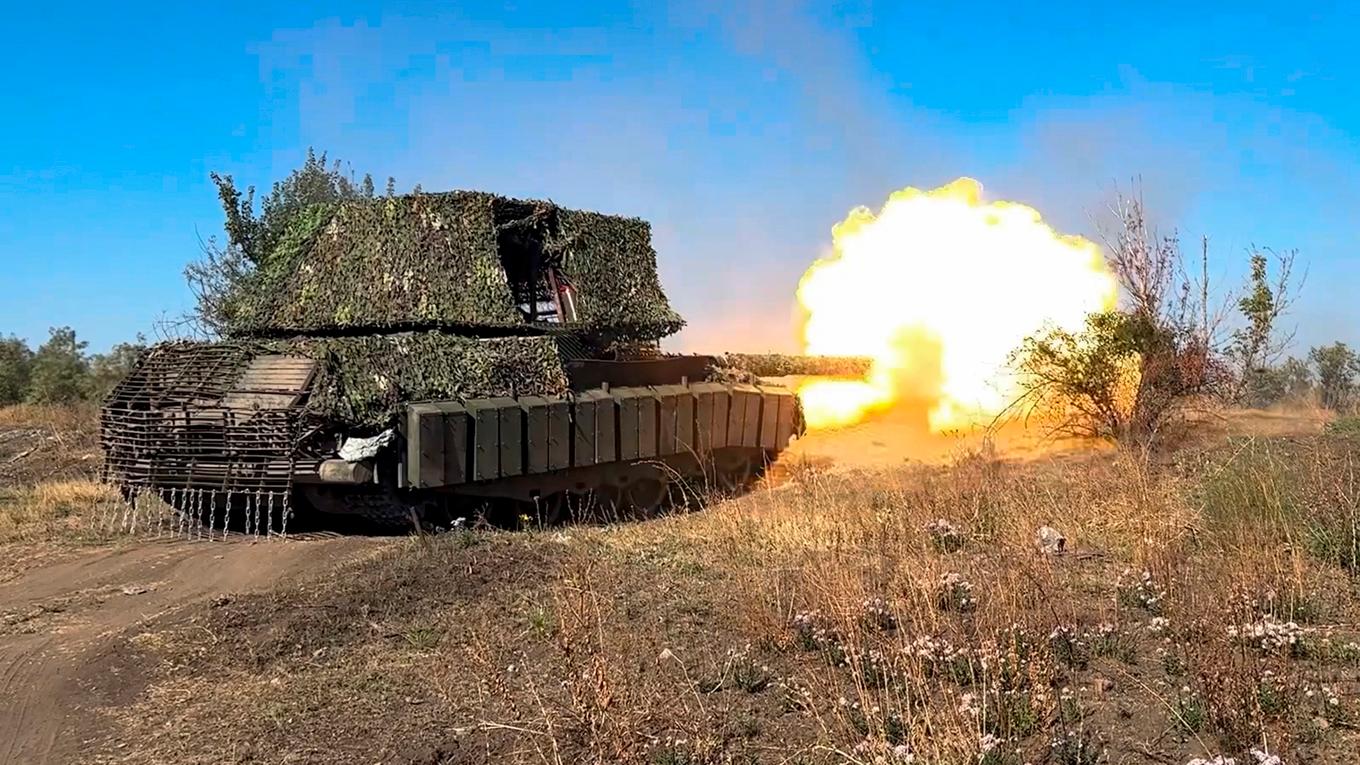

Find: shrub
<box><xmin>26</xmin><ymin>327</ymin><xmax>90</xmax><ymax>405</ymax></box>
<box><xmin>1310</xmin><ymin>342</ymin><xmax>1360</xmax><ymax>410</ymax></box>
<box><xmin>0</xmin><ymin>335</ymin><xmax>33</xmax><ymax>405</ymax></box>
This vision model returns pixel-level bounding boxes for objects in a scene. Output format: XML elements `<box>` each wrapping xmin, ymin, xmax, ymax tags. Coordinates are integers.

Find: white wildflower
<box><xmin>1249</xmin><ymin>749</ymin><xmax>1282</xmax><ymax>765</ymax></box>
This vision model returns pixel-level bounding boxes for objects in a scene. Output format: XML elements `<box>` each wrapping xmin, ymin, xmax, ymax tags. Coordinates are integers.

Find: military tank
<box><xmin>100</xmin><ymin>191</ymin><xmax>850</xmax><ymax>531</ymax></box>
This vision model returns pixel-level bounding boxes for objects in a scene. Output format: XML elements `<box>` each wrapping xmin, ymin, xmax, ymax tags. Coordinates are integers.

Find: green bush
<box><xmin>0</xmin><ymin>329</ymin><xmax>146</xmax><ymax>406</ymax></box>
<box><xmin>0</xmin><ymin>335</ymin><xmax>33</xmax><ymax>405</ymax></box>
<box><xmin>26</xmin><ymin>327</ymin><xmax>90</xmax><ymax>405</ymax></box>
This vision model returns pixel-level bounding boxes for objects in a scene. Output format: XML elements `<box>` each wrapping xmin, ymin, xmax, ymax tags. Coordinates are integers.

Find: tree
<box><xmin>1011</xmin><ymin>190</ymin><xmax>1228</xmax><ymax>444</ymax></box>
<box><xmin>26</xmin><ymin>327</ymin><xmax>90</xmax><ymax>404</ymax></box>
<box><xmin>0</xmin><ymin>335</ymin><xmax>34</xmax><ymax>405</ymax></box>
<box><xmin>1013</xmin><ymin>310</ymin><xmax>1215</xmax><ymax>441</ymax></box>
<box><xmin>185</xmin><ymin>149</ymin><xmax>379</xmax><ymax>335</ymax></box>
<box><xmin>1228</xmin><ymin>248</ymin><xmax>1301</xmax><ymax>400</ymax></box>
<box><xmin>1309</xmin><ymin>342</ymin><xmax>1360</xmax><ymax>410</ymax></box>
<box><xmin>1241</xmin><ymin>356</ymin><xmax>1313</xmax><ymax>407</ymax></box>
<box><xmin>88</xmin><ymin>337</ymin><xmax>147</xmax><ymax>401</ymax></box>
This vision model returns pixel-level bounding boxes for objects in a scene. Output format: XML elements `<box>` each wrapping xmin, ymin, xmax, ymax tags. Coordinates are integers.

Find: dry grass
<box><xmin>0</xmin><ymin>403</ymin><xmax>102</xmax><ymax>489</ymax></box>
<box><xmin>0</xmin><ymin>402</ymin><xmax>99</xmax><ymax>432</ymax></box>
<box><xmin>88</xmin><ymin>429</ymin><xmax>1360</xmax><ymax>765</ymax></box>
<box><xmin>0</xmin><ymin>478</ymin><xmax>129</xmax><ymax>583</ymax></box>
<box><xmin>0</xmin><ymin>478</ymin><xmax>122</xmax><ymax>544</ymax></box>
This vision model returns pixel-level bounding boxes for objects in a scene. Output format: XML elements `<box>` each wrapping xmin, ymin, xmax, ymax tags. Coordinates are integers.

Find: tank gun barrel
<box><xmin>715</xmin><ymin>353</ymin><xmax>871</xmax><ymax>378</ymax></box>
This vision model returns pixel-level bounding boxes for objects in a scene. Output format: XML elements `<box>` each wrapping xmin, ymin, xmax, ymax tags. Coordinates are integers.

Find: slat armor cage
<box><xmin>100</xmin><ymin>343</ymin><xmax>310</xmax><ymax>503</ymax></box>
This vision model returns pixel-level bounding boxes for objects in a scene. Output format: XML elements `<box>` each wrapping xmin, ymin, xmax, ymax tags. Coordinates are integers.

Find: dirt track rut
<box><xmin>0</xmin><ymin>535</ymin><xmax>385</xmax><ymax>765</ymax></box>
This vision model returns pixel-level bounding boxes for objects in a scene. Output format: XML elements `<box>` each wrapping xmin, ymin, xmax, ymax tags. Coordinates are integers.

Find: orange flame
<box><xmin>797</xmin><ymin>178</ymin><xmax>1118</xmax><ymax>431</ymax></box>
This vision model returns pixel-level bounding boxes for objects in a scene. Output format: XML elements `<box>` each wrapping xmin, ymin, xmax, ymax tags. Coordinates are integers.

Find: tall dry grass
<box><xmin>484</xmin><ymin>443</ymin><xmax>1360</xmax><ymax>762</ymax></box>
<box><xmin>0</xmin><ymin>402</ymin><xmax>99</xmax><ymax>432</ymax></box>
<box><xmin>0</xmin><ymin>478</ymin><xmax>122</xmax><ymax>543</ymax></box>
<box><xmin>101</xmin><ymin>434</ymin><xmax>1360</xmax><ymax>764</ymax></box>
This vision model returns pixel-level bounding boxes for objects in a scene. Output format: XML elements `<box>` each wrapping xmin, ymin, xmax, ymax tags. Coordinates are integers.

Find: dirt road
<box><xmin>0</xmin><ymin>534</ymin><xmax>386</xmax><ymax>765</ymax></box>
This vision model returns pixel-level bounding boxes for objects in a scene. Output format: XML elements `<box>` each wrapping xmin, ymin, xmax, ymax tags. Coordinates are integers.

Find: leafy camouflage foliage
<box><xmin>228</xmin><ymin>192</ymin><xmax>682</xmax><ymax>342</ymax></box>
<box><xmin>230</xmin><ymin>192</ymin><xmax>517</xmax><ymax>333</ymax></box>
<box><xmin>212</xmin><ymin>148</ymin><xmax>378</xmax><ymax>267</ymax></box>
<box><xmin>273</xmin><ymin>332</ymin><xmax>569</xmax><ymax>428</ymax></box>
<box><xmin>189</xmin><ymin>149</ymin><xmax>381</xmax><ymax>335</ymax></box>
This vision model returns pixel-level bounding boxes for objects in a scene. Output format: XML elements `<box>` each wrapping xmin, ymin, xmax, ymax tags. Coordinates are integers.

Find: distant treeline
<box><xmin>0</xmin><ymin>328</ymin><xmax>145</xmax><ymax>406</ymax></box>
<box><xmin>1244</xmin><ymin>342</ymin><xmax>1360</xmax><ymax>411</ymax></box>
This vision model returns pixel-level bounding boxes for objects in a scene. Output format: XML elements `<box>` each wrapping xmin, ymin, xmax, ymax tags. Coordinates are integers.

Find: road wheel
<box><xmin>584</xmin><ymin>485</ymin><xmax>624</xmax><ymax>522</ymax></box>
<box><xmin>714</xmin><ymin>449</ymin><xmax>756</xmax><ymax>492</ymax></box>
<box><xmin>625</xmin><ymin>476</ymin><xmax>670</xmax><ymax>518</ymax></box>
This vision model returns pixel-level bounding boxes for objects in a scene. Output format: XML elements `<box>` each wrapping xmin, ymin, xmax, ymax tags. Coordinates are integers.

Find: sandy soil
<box><xmin>0</xmin><ymin>534</ymin><xmax>386</xmax><ymax>765</ymax></box>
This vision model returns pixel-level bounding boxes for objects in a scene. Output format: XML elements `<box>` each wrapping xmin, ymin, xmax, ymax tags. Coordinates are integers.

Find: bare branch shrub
<box><xmin>1012</xmin><ymin>189</ymin><xmax>1231</xmax><ymax>444</ymax></box>
<box><xmin>183</xmin><ymin>232</ymin><xmax>253</xmax><ymax>337</ymax></box>
<box><xmin>181</xmin><ymin>149</ymin><xmax>383</xmax><ymax>337</ymax></box>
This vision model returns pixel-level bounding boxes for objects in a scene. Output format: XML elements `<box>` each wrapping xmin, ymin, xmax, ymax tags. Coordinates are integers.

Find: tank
<box><xmin>99</xmin><ymin>191</ymin><xmax>814</xmax><ymax>530</ymax></box>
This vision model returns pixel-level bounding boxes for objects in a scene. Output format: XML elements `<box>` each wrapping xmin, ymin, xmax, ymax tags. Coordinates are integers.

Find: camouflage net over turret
<box><xmin>227</xmin><ymin>192</ymin><xmax>683</xmax><ymax>342</ymax></box>
<box><xmin>554</xmin><ymin>208</ymin><xmax>683</xmax><ymax>340</ymax></box>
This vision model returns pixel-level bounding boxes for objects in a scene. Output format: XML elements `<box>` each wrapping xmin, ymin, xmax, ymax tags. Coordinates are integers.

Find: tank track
<box><xmin>297</xmin><ymin>486</ymin><xmax>422</xmax><ymax>528</ymax></box>
<box><xmin>297</xmin><ymin>447</ymin><xmax>767</xmax><ymax>529</ymax></box>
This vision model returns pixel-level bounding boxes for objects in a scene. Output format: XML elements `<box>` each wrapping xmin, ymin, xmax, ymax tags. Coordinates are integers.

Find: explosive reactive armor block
<box><xmin>402</xmin><ymin>385</ymin><xmax>799</xmax><ymax>489</ymax></box>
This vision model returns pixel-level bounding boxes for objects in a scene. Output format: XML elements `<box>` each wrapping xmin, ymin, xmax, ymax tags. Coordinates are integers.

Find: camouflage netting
<box><xmin>269</xmin><ymin>332</ymin><xmax>570</xmax><ymax>429</ymax></box>
<box><xmin>111</xmin><ymin>335</ymin><xmax>570</xmax><ymax>429</ymax></box>
<box><xmin>716</xmin><ymin>353</ymin><xmax>872</xmax><ymax>378</ymax></box>
<box><xmin>554</xmin><ymin>208</ymin><xmax>683</xmax><ymax>339</ymax></box>
<box><xmin>229</xmin><ymin>192</ymin><xmax>683</xmax><ymax>341</ymax></box>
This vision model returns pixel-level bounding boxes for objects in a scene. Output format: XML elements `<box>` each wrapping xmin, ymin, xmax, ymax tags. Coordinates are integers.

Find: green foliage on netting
<box><xmin>227</xmin><ymin>192</ymin><xmax>683</xmax><ymax>341</ymax></box>
<box><xmin>555</xmin><ymin>209</ymin><xmax>683</xmax><ymax>340</ymax></box>
<box><xmin>269</xmin><ymin>332</ymin><xmax>569</xmax><ymax>428</ymax></box>
<box><xmin>228</xmin><ymin>202</ymin><xmax>338</xmax><ymax>331</ymax></box>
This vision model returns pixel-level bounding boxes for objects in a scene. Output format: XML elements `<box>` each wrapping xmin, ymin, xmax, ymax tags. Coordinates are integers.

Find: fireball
<box><xmin>797</xmin><ymin>178</ymin><xmax>1117</xmax><ymax>431</ymax></box>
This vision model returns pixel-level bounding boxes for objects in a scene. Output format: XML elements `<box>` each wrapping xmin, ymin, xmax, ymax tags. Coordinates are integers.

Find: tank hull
<box><xmin>101</xmin><ymin>343</ymin><xmax>802</xmax><ymax>531</ymax></box>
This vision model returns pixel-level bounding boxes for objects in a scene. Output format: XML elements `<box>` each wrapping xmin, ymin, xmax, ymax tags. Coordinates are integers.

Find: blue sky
<box><xmin>3</xmin><ymin>1</ymin><xmax>1357</xmax><ymax>354</ymax></box>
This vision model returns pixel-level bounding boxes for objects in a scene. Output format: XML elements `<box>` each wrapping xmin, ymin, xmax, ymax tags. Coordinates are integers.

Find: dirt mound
<box><xmin>0</xmin><ymin>406</ymin><xmax>100</xmax><ymax>486</ymax></box>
